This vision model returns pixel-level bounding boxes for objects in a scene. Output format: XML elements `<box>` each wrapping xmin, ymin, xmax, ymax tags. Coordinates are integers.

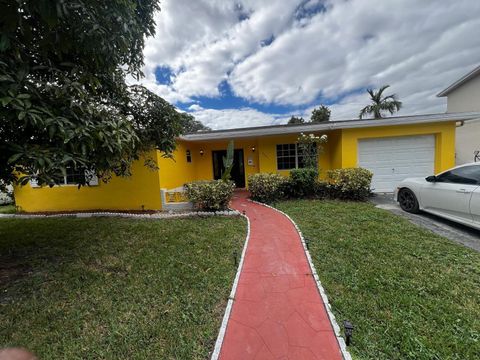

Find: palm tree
<box><xmin>359</xmin><ymin>85</ymin><xmax>402</xmax><ymax>119</ymax></box>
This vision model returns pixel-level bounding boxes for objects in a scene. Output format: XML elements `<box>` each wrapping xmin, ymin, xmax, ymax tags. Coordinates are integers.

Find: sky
<box><xmin>135</xmin><ymin>0</ymin><xmax>480</xmax><ymax>130</ymax></box>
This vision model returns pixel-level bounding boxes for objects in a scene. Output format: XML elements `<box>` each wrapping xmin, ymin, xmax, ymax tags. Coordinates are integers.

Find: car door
<box><xmin>469</xmin><ymin>180</ymin><xmax>480</xmax><ymax>226</ymax></box>
<box><xmin>420</xmin><ymin>165</ymin><xmax>480</xmax><ymax>223</ymax></box>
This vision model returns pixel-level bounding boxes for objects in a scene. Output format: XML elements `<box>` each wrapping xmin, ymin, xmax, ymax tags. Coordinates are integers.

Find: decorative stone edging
<box><xmin>211</xmin><ymin>212</ymin><xmax>251</xmax><ymax>360</ymax></box>
<box><xmin>248</xmin><ymin>199</ymin><xmax>352</xmax><ymax>360</ymax></box>
<box><xmin>1</xmin><ymin>205</ymin><xmax>247</xmax><ymax>358</ymax></box>
<box><xmin>0</xmin><ymin>210</ymin><xmax>240</xmax><ymax>220</ymax></box>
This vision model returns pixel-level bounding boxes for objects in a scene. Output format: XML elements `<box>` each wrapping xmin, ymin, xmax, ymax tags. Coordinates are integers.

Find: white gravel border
<box><xmin>249</xmin><ymin>200</ymin><xmax>352</xmax><ymax>360</ymax></box>
<box><xmin>0</xmin><ymin>210</ymin><xmax>240</xmax><ymax>220</ymax></box>
<box><xmin>210</xmin><ymin>212</ymin><xmax>251</xmax><ymax>360</ymax></box>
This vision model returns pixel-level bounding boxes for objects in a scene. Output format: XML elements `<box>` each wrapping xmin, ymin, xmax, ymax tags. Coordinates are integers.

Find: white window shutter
<box><xmin>85</xmin><ymin>170</ymin><xmax>99</xmax><ymax>186</ymax></box>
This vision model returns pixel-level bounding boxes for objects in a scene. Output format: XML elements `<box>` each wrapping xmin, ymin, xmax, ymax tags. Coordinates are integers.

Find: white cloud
<box><xmin>189</xmin><ymin>107</ymin><xmax>288</xmax><ymax>130</ymax></box>
<box><xmin>137</xmin><ymin>0</ymin><xmax>480</xmax><ymax>127</ymax></box>
<box><xmin>187</xmin><ymin>104</ymin><xmax>203</xmax><ymax>112</ymax></box>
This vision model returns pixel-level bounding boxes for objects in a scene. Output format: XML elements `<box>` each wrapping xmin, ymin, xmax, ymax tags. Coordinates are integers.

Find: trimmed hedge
<box><xmin>327</xmin><ymin>167</ymin><xmax>373</xmax><ymax>201</ymax></box>
<box><xmin>285</xmin><ymin>168</ymin><xmax>318</xmax><ymax>198</ymax></box>
<box><xmin>248</xmin><ymin>167</ymin><xmax>373</xmax><ymax>203</ymax></box>
<box><xmin>248</xmin><ymin>173</ymin><xmax>287</xmax><ymax>203</ymax></box>
<box><xmin>184</xmin><ymin>180</ymin><xmax>235</xmax><ymax>211</ymax></box>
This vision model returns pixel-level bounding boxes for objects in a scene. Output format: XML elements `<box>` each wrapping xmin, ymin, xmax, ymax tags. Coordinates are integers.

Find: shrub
<box><xmin>248</xmin><ymin>173</ymin><xmax>287</xmax><ymax>203</ymax></box>
<box><xmin>184</xmin><ymin>180</ymin><xmax>235</xmax><ymax>211</ymax></box>
<box><xmin>285</xmin><ymin>168</ymin><xmax>319</xmax><ymax>198</ymax></box>
<box><xmin>0</xmin><ymin>185</ymin><xmax>14</xmax><ymax>205</ymax></box>
<box><xmin>314</xmin><ymin>180</ymin><xmax>329</xmax><ymax>199</ymax></box>
<box><xmin>327</xmin><ymin>167</ymin><xmax>373</xmax><ymax>201</ymax></box>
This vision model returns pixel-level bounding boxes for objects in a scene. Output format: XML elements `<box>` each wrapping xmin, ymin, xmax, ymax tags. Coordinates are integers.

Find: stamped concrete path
<box><xmin>218</xmin><ymin>192</ymin><xmax>343</xmax><ymax>360</ymax></box>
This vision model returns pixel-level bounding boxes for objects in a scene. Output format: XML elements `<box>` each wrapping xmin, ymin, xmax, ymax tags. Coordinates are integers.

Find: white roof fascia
<box><xmin>180</xmin><ymin>112</ymin><xmax>480</xmax><ymax>142</ymax></box>
<box><xmin>437</xmin><ymin>65</ymin><xmax>480</xmax><ymax>97</ymax></box>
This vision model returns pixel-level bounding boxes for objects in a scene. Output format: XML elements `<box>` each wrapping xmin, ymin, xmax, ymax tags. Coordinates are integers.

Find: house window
<box><xmin>29</xmin><ymin>168</ymin><xmax>98</xmax><ymax>188</ymax></box>
<box><xmin>276</xmin><ymin>144</ymin><xmax>316</xmax><ymax>170</ymax></box>
<box><xmin>65</xmin><ymin>166</ymin><xmax>87</xmax><ymax>185</ymax></box>
<box><xmin>61</xmin><ymin>167</ymin><xmax>98</xmax><ymax>186</ymax></box>
<box><xmin>276</xmin><ymin>144</ymin><xmax>297</xmax><ymax>170</ymax></box>
<box><xmin>186</xmin><ymin>149</ymin><xmax>192</xmax><ymax>163</ymax></box>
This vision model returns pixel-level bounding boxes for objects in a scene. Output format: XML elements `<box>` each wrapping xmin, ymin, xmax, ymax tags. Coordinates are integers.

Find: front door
<box><xmin>212</xmin><ymin>149</ymin><xmax>245</xmax><ymax>188</ymax></box>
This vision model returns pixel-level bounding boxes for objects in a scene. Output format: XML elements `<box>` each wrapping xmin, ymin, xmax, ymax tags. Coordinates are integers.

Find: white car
<box><xmin>394</xmin><ymin>162</ymin><xmax>480</xmax><ymax>230</ymax></box>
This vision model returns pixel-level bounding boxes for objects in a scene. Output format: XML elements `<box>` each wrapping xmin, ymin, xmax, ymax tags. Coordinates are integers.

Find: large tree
<box><xmin>288</xmin><ymin>116</ymin><xmax>305</xmax><ymax>125</ymax></box>
<box><xmin>0</xmin><ymin>0</ymin><xmax>183</xmax><ymax>189</ymax></box>
<box><xmin>310</xmin><ymin>105</ymin><xmax>330</xmax><ymax>123</ymax></box>
<box><xmin>359</xmin><ymin>85</ymin><xmax>402</xmax><ymax>119</ymax></box>
<box><xmin>179</xmin><ymin>113</ymin><xmax>211</xmax><ymax>133</ymax></box>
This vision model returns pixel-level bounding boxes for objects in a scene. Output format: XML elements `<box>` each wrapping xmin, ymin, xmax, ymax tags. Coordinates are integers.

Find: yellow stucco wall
<box><xmin>158</xmin><ymin>139</ymin><xmax>260</xmax><ymax>189</ymax></box>
<box><xmin>159</xmin><ymin>133</ymin><xmax>333</xmax><ymax>188</ymax></box>
<box><xmin>14</xmin><ymin>152</ymin><xmax>162</xmax><ymax>213</ymax></box>
<box><xmin>340</xmin><ymin>122</ymin><xmax>456</xmax><ymax>173</ymax></box>
<box><xmin>257</xmin><ymin>133</ymin><xmax>333</xmax><ymax>179</ymax></box>
<box><xmin>157</xmin><ymin>141</ymin><xmax>197</xmax><ymax>190</ymax></box>
<box><xmin>328</xmin><ymin>130</ymin><xmax>343</xmax><ymax>170</ymax></box>
<box><xmin>14</xmin><ymin>121</ymin><xmax>456</xmax><ymax>212</ymax></box>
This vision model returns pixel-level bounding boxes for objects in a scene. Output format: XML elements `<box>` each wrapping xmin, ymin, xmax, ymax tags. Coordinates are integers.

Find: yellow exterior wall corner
<box><xmin>14</xmin><ymin>151</ymin><xmax>162</xmax><ymax>213</ymax></box>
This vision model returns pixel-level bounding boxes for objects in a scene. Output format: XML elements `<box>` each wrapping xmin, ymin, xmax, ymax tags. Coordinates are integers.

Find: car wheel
<box><xmin>398</xmin><ymin>188</ymin><xmax>420</xmax><ymax>213</ymax></box>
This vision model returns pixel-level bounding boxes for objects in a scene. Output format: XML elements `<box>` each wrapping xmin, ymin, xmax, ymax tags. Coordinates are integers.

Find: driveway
<box><xmin>371</xmin><ymin>193</ymin><xmax>480</xmax><ymax>252</ymax></box>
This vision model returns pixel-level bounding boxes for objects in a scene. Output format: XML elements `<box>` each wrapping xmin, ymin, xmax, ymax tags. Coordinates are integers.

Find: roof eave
<box><xmin>437</xmin><ymin>65</ymin><xmax>480</xmax><ymax>97</ymax></box>
<box><xmin>180</xmin><ymin>112</ymin><xmax>480</xmax><ymax>142</ymax></box>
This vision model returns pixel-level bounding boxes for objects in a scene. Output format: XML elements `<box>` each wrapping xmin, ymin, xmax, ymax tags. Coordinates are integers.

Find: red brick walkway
<box><xmin>218</xmin><ymin>192</ymin><xmax>343</xmax><ymax>359</ymax></box>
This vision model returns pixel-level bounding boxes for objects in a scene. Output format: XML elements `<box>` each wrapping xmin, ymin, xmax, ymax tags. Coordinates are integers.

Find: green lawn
<box><xmin>0</xmin><ymin>216</ymin><xmax>245</xmax><ymax>359</ymax></box>
<box><xmin>277</xmin><ymin>200</ymin><xmax>480</xmax><ymax>360</ymax></box>
<box><xmin>0</xmin><ymin>204</ymin><xmax>15</xmax><ymax>214</ymax></box>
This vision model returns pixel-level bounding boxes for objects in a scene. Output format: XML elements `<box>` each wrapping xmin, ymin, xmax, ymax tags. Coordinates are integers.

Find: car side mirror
<box><xmin>425</xmin><ymin>175</ymin><xmax>437</xmax><ymax>182</ymax></box>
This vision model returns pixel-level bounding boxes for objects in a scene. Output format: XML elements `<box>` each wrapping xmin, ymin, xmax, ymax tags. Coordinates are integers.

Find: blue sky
<box><xmin>185</xmin><ymin>81</ymin><xmax>303</xmax><ymax>114</ymax></box>
<box><xmin>155</xmin><ymin>61</ymin><xmax>369</xmax><ymax>123</ymax></box>
<box><xmin>137</xmin><ymin>0</ymin><xmax>480</xmax><ymax>129</ymax></box>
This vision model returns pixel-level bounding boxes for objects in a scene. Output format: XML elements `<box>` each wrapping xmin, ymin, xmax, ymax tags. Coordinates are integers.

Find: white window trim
<box><xmin>29</xmin><ymin>169</ymin><xmax>99</xmax><ymax>188</ymax></box>
<box><xmin>275</xmin><ymin>143</ymin><xmax>319</xmax><ymax>170</ymax></box>
<box><xmin>276</xmin><ymin>143</ymin><xmax>301</xmax><ymax>171</ymax></box>
<box><xmin>62</xmin><ymin>169</ymin><xmax>99</xmax><ymax>186</ymax></box>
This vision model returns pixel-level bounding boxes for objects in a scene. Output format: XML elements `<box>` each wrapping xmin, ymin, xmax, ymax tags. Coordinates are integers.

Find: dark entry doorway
<box><xmin>212</xmin><ymin>149</ymin><xmax>246</xmax><ymax>188</ymax></box>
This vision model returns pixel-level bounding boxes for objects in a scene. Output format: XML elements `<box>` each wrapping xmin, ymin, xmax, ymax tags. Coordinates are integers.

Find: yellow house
<box><xmin>14</xmin><ymin>112</ymin><xmax>480</xmax><ymax>213</ymax></box>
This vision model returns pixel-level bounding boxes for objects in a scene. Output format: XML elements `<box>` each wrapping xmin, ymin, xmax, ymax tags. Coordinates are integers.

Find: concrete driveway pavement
<box><xmin>371</xmin><ymin>193</ymin><xmax>480</xmax><ymax>252</ymax></box>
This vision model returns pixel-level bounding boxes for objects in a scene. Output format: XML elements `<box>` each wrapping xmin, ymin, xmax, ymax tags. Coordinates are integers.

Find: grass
<box><xmin>0</xmin><ymin>216</ymin><xmax>246</xmax><ymax>359</ymax></box>
<box><xmin>276</xmin><ymin>199</ymin><xmax>480</xmax><ymax>360</ymax></box>
<box><xmin>0</xmin><ymin>204</ymin><xmax>15</xmax><ymax>214</ymax></box>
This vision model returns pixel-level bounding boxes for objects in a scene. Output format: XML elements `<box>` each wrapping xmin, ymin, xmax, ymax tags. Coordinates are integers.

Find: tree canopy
<box><xmin>179</xmin><ymin>113</ymin><xmax>211</xmax><ymax>133</ymax></box>
<box><xmin>0</xmin><ymin>0</ymin><xmax>185</xmax><ymax>189</ymax></box>
<box><xmin>287</xmin><ymin>105</ymin><xmax>331</xmax><ymax>126</ymax></box>
<box><xmin>310</xmin><ymin>105</ymin><xmax>330</xmax><ymax>123</ymax></box>
<box><xmin>359</xmin><ymin>85</ymin><xmax>402</xmax><ymax>119</ymax></box>
<box><xmin>288</xmin><ymin>116</ymin><xmax>305</xmax><ymax>125</ymax></box>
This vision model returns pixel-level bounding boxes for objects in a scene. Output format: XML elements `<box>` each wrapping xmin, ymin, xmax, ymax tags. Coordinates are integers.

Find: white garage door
<box><xmin>358</xmin><ymin>135</ymin><xmax>435</xmax><ymax>193</ymax></box>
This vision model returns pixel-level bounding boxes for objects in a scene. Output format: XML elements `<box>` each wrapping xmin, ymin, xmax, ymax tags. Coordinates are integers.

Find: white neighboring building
<box><xmin>438</xmin><ymin>65</ymin><xmax>480</xmax><ymax>164</ymax></box>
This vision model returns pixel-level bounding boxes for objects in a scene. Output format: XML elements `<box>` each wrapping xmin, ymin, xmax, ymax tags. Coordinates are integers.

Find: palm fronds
<box><xmin>359</xmin><ymin>85</ymin><xmax>402</xmax><ymax>119</ymax></box>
